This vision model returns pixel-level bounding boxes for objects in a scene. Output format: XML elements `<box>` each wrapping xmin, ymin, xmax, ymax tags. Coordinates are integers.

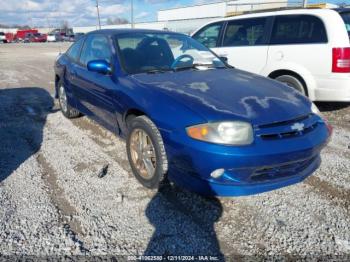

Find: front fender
<box><xmin>116</xmin><ymin>76</ymin><xmax>207</xmax><ymax>137</ymax></box>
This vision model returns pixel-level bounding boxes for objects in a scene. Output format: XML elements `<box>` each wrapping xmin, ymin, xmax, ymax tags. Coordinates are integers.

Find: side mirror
<box><xmin>219</xmin><ymin>56</ymin><xmax>228</xmax><ymax>63</ymax></box>
<box><xmin>87</xmin><ymin>60</ymin><xmax>111</xmax><ymax>75</ymax></box>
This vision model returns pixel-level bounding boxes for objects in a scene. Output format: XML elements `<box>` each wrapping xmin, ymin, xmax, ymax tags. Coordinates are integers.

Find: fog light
<box><xmin>210</xmin><ymin>168</ymin><xmax>225</xmax><ymax>179</ymax></box>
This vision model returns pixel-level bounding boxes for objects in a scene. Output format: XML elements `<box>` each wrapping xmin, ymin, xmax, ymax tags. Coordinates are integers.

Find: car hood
<box><xmin>131</xmin><ymin>69</ymin><xmax>312</xmax><ymax>126</ymax></box>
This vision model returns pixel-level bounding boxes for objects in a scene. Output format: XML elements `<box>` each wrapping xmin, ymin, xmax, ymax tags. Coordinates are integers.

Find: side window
<box><xmin>192</xmin><ymin>22</ymin><xmax>223</xmax><ymax>48</ymax></box>
<box><xmin>66</xmin><ymin>38</ymin><xmax>84</xmax><ymax>61</ymax></box>
<box><xmin>223</xmin><ymin>18</ymin><xmax>268</xmax><ymax>47</ymax></box>
<box><xmin>79</xmin><ymin>35</ymin><xmax>112</xmax><ymax>66</ymax></box>
<box><xmin>340</xmin><ymin>12</ymin><xmax>350</xmax><ymax>38</ymax></box>
<box><xmin>271</xmin><ymin>15</ymin><xmax>327</xmax><ymax>45</ymax></box>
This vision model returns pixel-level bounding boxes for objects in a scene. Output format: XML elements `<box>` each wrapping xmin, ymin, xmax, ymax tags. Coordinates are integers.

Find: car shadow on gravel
<box><xmin>315</xmin><ymin>102</ymin><xmax>350</xmax><ymax>112</ymax></box>
<box><xmin>0</xmin><ymin>87</ymin><xmax>55</xmax><ymax>183</ymax></box>
<box><xmin>144</xmin><ymin>179</ymin><xmax>225</xmax><ymax>260</ymax></box>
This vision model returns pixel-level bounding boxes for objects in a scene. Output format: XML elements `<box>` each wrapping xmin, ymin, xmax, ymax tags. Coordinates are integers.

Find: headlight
<box><xmin>311</xmin><ymin>103</ymin><xmax>321</xmax><ymax>115</ymax></box>
<box><xmin>186</xmin><ymin>121</ymin><xmax>253</xmax><ymax>145</ymax></box>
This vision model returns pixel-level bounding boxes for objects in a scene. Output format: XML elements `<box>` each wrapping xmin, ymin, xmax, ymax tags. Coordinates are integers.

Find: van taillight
<box><xmin>332</xmin><ymin>48</ymin><xmax>350</xmax><ymax>73</ymax></box>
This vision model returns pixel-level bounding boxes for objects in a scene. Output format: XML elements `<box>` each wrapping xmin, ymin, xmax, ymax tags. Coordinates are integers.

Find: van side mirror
<box><xmin>87</xmin><ymin>60</ymin><xmax>111</xmax><ymax>75</ymax></box>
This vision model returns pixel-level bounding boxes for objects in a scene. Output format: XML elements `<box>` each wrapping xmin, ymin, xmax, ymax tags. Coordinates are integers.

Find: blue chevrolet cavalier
<box><xmin>54</xmin><ymin>29</ymin><xmax>331</xmax><ymax>196</ymax></box>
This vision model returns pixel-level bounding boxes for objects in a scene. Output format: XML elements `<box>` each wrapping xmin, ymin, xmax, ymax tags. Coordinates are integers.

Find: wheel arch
<box><xmin>263</xmin><ymin>63</ymin><xmax>318</xmax><ymax>101</ymax></box>
<box><xmin>268</xmin><ymin>69</ymin><xmax>308</xmax><ymax>96</ymax></box>
<box><xmin>124</xmin><ymin>108</ymin><xmax>147</xmax><ymax>122</ymax></box>
<box><xmin>123</xmin><ymin>108</ymin><xmax>148</xmax><ymax>132</ymax></box>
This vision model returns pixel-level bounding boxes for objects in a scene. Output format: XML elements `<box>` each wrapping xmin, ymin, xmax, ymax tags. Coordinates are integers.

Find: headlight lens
<box><xmin>186</xmin><ymin>121</ymin><xmax>253</xmax><ymax>145</ymax></box>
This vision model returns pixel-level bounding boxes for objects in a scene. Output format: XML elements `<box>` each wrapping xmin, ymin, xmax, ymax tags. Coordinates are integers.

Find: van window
<box><xmin>271</xmin><ymin>15</ymin><xmax>327</xmax><ymax>44</ymax></box>
<box><xmin>192</xmin><ymin>22</ymin><xmax>223</xmax><ymax>48</ymax></box>
<box><xmin>223</xmin><ymin>18</ymin><xmax>268</xmax><ymax>46</ymax></box>
<box><xmin>340</xmin><ymin>12</ymin><xmax>350</xmax><ymax>38</ymax></box>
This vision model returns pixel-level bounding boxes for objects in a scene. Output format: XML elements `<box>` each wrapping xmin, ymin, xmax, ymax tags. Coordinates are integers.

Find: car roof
<box><xmin>208</xmin><ymin>8</ymin><xmax>340</xmax><ymax>22</ymax></box>
<box><xmin>334</xmin><ymin>8</ymin><xmax>350</xmax><ymax>14</ymax></box>
<box><xmin>87</xmin><ymin>28</ymin><xmax>183</xmax><ymax>37</ymax></box>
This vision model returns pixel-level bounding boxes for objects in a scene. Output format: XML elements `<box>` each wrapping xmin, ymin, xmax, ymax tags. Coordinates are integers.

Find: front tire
<box><xmin>58</xmin><ymin>83</ymin><xmax>80</xmax><ymax>118</ymax></box>
<box><xmin>126</xmin><ymin>116</ymin><xmax>168</xmax><ymax>189</ymax></box>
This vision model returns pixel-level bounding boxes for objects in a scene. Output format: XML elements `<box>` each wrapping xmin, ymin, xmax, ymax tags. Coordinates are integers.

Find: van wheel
<box><xmin>126</xmin><ymin>116</ymin><xmax>168</xmax><ymax>189</ymax></box>
<box><xmin>58</xmin><ymin>83</ymin><xmax>80</xmax><ymax>118</ymax></box>
<box><xmin>275</xmin><ymin>75</ymin><xmax>307</xmax><ymax>96</ymax></box>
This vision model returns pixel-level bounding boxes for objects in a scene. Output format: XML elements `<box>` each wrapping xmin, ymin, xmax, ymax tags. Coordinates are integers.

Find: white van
<box><xmin>192</xmin><ymin>8</ymin><xmax>350</xmax><ymax>102</ymax></box>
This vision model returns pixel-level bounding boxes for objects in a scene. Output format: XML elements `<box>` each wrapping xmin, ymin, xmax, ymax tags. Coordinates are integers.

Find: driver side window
<box><xmin>192</xmin><ymin>22</ymin><xmax>223</xmax><ymax>48</ymax></box>
<box><xmin>79</xmin><ymin>35</ymin><xmax>112</xmax><ymax>67</ymax></box>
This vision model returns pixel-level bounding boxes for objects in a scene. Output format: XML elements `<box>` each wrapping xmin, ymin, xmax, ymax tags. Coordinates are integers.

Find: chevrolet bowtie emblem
<box><xmin>291</xmin><ymin>122</ymin><xmax>305</xmax><ymax>132</ymax></box>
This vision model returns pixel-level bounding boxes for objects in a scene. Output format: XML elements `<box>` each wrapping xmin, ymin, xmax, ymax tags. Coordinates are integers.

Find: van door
<box><xmin>265</xmin><ymin>14</ymin><xmax>329</xmax><ymax>95</ymax></box>
<box><xmin>215</xmin><ymin>17</ymin><xmax>270</xmax><ymax>74</ymax></box>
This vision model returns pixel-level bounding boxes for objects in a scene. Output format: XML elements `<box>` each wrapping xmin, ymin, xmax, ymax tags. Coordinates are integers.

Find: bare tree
<box><xmin>0</xmin><ymin>24</ymin><xmax>31</xmax><ymax>29</ymax></box>
<box><xmin>336</xmin><ymin>2</ymin><xmax>348</xmax><ymax>7</ymax></box>
<box><xmin>61</xmin><ymin>20</ymin><xmax>70</xmax><ymax>29</ymax></box>
<box><xmin>106</xmin><ymin>17</ymin><xmax>129</xmax><ymax>25</ymax></box>
<box><xmin>59</xmin><ymin>20</ymin><xmax>71</xmax><ymax>34</ymax></box>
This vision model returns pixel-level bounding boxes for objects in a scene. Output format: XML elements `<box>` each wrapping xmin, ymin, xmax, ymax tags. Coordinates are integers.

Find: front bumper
<box><xmin>167</xmin><ymin>155</ymin><xmax>321</xmax><ymax>196</ymax></box>
<box><xmin>314</xmin><ymin>75</ymin><xmax>350</xmax><ymax>102</ymax></box>
<box><xmin>162</xmin><ymin>118</ymin><xmax>330</xmax><ymax>197</ymax></box>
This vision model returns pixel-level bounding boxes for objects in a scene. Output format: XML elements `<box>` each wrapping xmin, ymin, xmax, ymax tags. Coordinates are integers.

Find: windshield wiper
<box><xmin>174</xmin><ymin>63</ymin><xmax>225</xmax><ymax>72</ymax></box>
<box><xmin>145</xmin><ymin>69</ymin><xmax>174</xmax><ymax>74</ymax></box>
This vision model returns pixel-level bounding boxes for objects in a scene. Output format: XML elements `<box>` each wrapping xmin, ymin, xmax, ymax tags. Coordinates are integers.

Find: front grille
<box><xmin>250</xmin><ymin>156</ymin><xmax>317</xmax><ymax>182</ymax></box>
<box><xmin>258</xmin><ymin>114</ymin><xmax>312</xmax><ymax>129</ymax></box>
<box><xmin>255</xmin><ymin>114</ymin><xmax>321</xmax><ymax>140</ymax></box>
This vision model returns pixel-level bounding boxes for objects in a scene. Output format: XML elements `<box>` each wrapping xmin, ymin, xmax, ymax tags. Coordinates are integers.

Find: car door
<box><xmin>217</xmin><ymin>17</ymin><xmax>271</xmax><ymax>74</ymax></box>
<box><xmin>63</xmin><ymin>37</ymin><xmax>85</xmax><ymax>109</ymax></box>
<box><xmin>73</xmin><ymin>34</ymin><xmax>118</xmax><ymax>133</ymax></box>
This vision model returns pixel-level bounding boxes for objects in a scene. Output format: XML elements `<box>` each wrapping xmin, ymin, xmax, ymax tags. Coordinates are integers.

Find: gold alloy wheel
<box><xmin>130</xmin><ymin>128</ymin><xmax>157</xmax><ymax>179</ymax></box>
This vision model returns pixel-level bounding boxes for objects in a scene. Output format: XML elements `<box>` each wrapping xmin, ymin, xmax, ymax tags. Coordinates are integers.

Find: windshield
<box><xmin>115</xmin><ymin>32</ymin><xmax>226</xmax><ymax>74</ymax></box>
<box><xmin>340</xmin><ymin>12</ymin><xmax>350</xmax><ymax>38</ymax></box>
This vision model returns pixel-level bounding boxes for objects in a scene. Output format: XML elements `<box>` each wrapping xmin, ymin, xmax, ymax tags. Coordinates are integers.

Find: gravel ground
<box><xmin>0</xmin><ymin>43</ymin><xmax>349</xmax><ymax>260</ymax></box>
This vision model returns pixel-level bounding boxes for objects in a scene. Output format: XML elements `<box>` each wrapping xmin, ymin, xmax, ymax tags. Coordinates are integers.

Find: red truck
<box><xmin>15</xmin><ymin>29</ymin><xmax>38</xmax><ymax>42</ymax></box>
<box><xmin>5</xmin><ymin>33</ymin><xmax>15</xmax><ymax>43</ymax></box>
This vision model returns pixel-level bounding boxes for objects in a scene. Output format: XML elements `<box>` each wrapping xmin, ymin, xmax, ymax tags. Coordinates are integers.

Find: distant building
<box><xmin>158</xmin><ymin>0</ymin><xmax>289</xmax><ymax>22</ymax></box>
<box><xmin>307</xmin><ymin>3</ymin><xmax>339</xmax><ymax>8</ymax></box>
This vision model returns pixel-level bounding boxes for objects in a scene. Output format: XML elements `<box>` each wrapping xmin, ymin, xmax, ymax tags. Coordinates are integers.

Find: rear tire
<box><xmin>275</xmin><ymin>75</ymin><xmax>307</xmax><ymax>96</ymax></box>
<box><xmin>126</xmin><ymin>116</ymin><xmax>168</xmax><ymax>189</ymax></box>
<box><xmin>58</xmin><ymin>82</ymin><xmax>80</xmax><ymax>119</ymax></box>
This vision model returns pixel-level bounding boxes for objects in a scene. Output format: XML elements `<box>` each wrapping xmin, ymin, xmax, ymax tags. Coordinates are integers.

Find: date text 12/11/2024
<box><xmin>127</xmin><ymin>255</ymin><xmax>220</xmax><ymax>261</ymax></box>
